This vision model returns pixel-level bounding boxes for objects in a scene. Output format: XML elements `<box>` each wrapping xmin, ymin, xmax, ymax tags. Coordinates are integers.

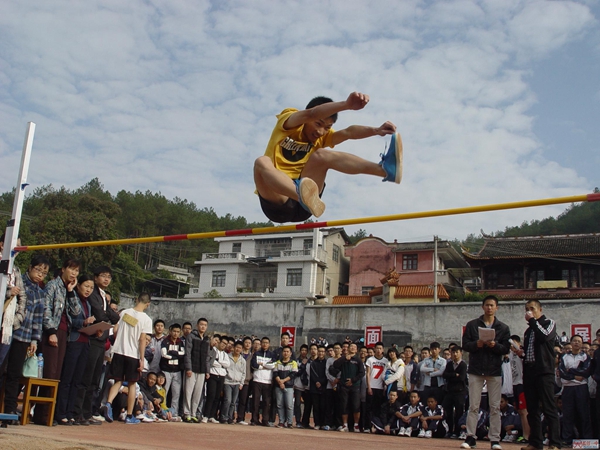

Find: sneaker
<box><xmin>201</xmin><ymin>417</ymin><xmax>208</xmax><ymax>424</ymax></box>
<box><xmin>425</xmin><ymin>430</ymin><xmax>432</xmax><ymax>438</ymax></box>
<box><xmin>340</xmin><ymin>426</ymin><xmax>349</xmax><ymax>432</ymax></box>
<box><xmin>451</xmin><ymin>434</ymin><xmax>459</xmax><ymax>439</ymax></box>
<box><xmin>354</xmin><ymin>425</ymin><xmax>360</xmax><ymax>433</ymax></box>
<box><xmin>314</xmin><ymin>425</ymin><xmax>320</xmax><ymax>430</ymax></box>
<box><xmin>238</xmin><ymin>420</ymin><xmax>249</xmax><ymax>425</ymax></box>
<box><xmin>399</xmin><ymin>427</ymin><xmax>407</xmax><ymax>436</ymax></box>
<box><xmin>418</xmin><ymin>429</ymin><xmax>426</xmax><ymax>438</ymax></box>
<box><xmin>515</xmin><ymin>436</ymin><xmax>528</xmax><ymax>444</ymax></box>
<box><xmin>190</xmin><ymin>416</ymin><xmax>199</xmax><ymax>423</ymax></box>
<box><xmin>141</xmin><ymin>416</ymin><xmax>154</xmax><ymax>423</ymax></box>
<box><xmin>118</xmin><ymin>412</ymin><xmax>127</xmax><ymax>422</ymax></box>
<box><xmin>294</xmin><ymin>178</ymin><xmax>325</xmax><ymax>218</ymax></box>
<box><xmin>336</xmin><ymin>426</ymin><xmax>344</xmax><ymax>431</ymax></box>
<box><xmin>125</xmin><ymin>415</ymin><xmax>140</xmax><ymax>425</ymax></box>
<box><xmin>491</xmin><ymin>443</ymin><xmax>502</xmax><ymax>450</ymax></box>
<box><xmin>459</xmin><ymin>431</ymin><xmax>468</xmax><ymax>440</ymax></box>
<box><xmin>208</xmin><ymin>417</ymin><xmax>219</xmax><ymax>424</ymax></box>
<box><xmin>461</xmin><ymin>436</ymin><xmax>477</xmax><ymax>449</ymax></box>
<box><xmin>183</xmin><ymin>416</ymin><xmax>193</xmax><ymax>423</ymax></box>
<box><xmin>322</xmin><ymin>425</ymin><xmax>330</xmax><ymax>431</ymax></box>
<box><xmin>404</xmin><ymin>427</ymin><xmax>412</xmax><ymax>437</ymax></box>
<box><xmin>92</xmin><ymin>414</ymin><xmax>105</xmax><ymax>422</ymax></box>
<box><xmin>543</xmin><ymin>439</ymin><xmax>549</xmax><ymax>446</ymax></box>
<box><xmin>135</xmin><ymin>413</ymin><xmax>146</xmax><ymax>420</ymax></box>
<box><xmin>88</xmin><ymin>418</ymin><xmax>103</xmax><ymax>425</ymax></box>
<box><xmin>380</xmin><ymin>132</ymin><xmax>403</xmax><ymax>184</ymax></box>
<box><xmin>502</xmin><ymin>435</ymin><xmax>515</xmax><ymax>443</ymax></box>
<box><xmin>103</xmin><ymin>403</ymin><xmax>113</xmax><ymax>423</ymax></box>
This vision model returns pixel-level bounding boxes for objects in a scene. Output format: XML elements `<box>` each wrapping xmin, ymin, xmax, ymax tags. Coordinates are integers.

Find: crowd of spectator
<box><xmin>1</xmin><ymin>252</ymin><xmax>600</xmax><ymax>450</ymax></box>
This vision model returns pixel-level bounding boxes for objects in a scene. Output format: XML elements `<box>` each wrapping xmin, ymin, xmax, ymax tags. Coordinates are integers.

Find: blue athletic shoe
<box><xmin>294</xmin><ymin>178</ymin><xmax>325</xmax><ymax>218</ymax></box>
<box><xmin>103</xmin><ymin>403</ymin><xmax>113</xmax><ymax>423</ymax></box>
<box><xmin>125</xmin><ymin>415</ymin><xmax>140</xmax><ymax>424</ymax></box>
<box><xmin>380</xmin><ymin>132</ymin><xmax>403</xmax><ymax>184</ymax></box>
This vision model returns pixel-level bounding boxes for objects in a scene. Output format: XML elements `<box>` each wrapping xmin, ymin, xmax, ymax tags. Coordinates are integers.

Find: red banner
<box><xmin>571</xmin><ymin>324</ymin><xmax>592</xmax><ymax>343</ymax></box>
<box><xmin>364</xmin><ymin>326</ymin><xmax>382</xmax><ymax>348</ymax></box>
<box><xmin>281</xmin><ymin>326</ymin><xmax>296</xmax><ymax>347</ymax></box>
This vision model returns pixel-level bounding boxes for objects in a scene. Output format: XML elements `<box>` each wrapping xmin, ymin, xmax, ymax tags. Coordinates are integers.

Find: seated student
<box><xmin>419</xmin><ymin>395</ymin><xmax>448</xmax><ymax>438</ymax></box>
<box><xmin>499</xmin><ymin>394</ymin><xmax>521</xmax><ymax>442</ymax></box>
<box><xmin>397</xmin><ymin>391</ymin><xmax>424</xmax><ymax>437</ymax></box>
<box><xmin>138</xmin><ymin>372</ymin><xmax>163</xmax><ymax>421</ymax></box>
<box><xmin>155</xmin><ymin>372</ymin><xmax>172</xmax><ymax>421</ymax></box>
<box><xmin>371</xmin><ymin>390</ymin><xmax>401</xmax><ymax>435</ymax></box>
<box><xmin>457</xmin><ymin>407</ymin><xmax>489</xmax><ymax>441</ymax></box>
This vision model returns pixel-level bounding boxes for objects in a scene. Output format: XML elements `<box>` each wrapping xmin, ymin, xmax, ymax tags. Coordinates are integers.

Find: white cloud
<box><xmin>0</xmin><ymin>0</ymin><xmax>597</xmax><ymax>246</ymax></box>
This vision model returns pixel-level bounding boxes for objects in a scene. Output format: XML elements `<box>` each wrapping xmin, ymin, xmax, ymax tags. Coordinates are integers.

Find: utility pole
<box><xmin>0</xmin><ymin>123</ymin><xmax>35</xmax><ymax>325</ymax></box>
<box><xmin>433</xmin><ymin>235</ymin><xmax>438</xmax><ymax>303</ymax></box>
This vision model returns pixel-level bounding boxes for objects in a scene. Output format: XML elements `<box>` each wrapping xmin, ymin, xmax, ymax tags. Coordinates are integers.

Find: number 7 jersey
<box><xmin>366</xmin><ymin>355</ymin><xmax>389</xmax><ymax>390</ymax></box>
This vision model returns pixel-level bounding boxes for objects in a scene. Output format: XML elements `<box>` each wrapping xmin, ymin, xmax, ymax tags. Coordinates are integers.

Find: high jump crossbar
<box><xmin>14</xmin><ymin>192</ymin><xmax>600</xmax><ymax>252</ymax></box>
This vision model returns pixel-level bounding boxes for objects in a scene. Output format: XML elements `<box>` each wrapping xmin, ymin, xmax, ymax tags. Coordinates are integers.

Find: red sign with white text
<box><xmin>571</xmin><ymin>324</ymin><xmax>592</xmax><ymax>343</ymax></box>
<box><xmin>281</xmin><ymin>326</ymin><xmax>296</xmax><ymax>347</ymax></box>
<box><xmin>365</xmin><ymin>326</ymin><xmax>382</xmax><ymax>348</ymax></box>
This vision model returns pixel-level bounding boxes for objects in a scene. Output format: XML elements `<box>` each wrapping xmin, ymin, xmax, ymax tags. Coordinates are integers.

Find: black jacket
<box><xmin>523</xmin><ymin>314</ymin><xmax>557</xmax><ymax>377</ymax></box>
<box><xmin>184</xmin><ymin>329</ymin><xmax>210</xmax><ymax>373</ymax></box>
<box><xmin>87</xmin><ymin>285</ymin><xmax>120</xmax><ymax>342</ymax></box>
<box><xmin>462</xmin><ymin>315</ymin><xmax>510</xmax><ymax>377</ymax></box>
<box><xmin>442</xmin><ymin>359</ymin><xmax>467</xmax><ymax>392</ymax></box>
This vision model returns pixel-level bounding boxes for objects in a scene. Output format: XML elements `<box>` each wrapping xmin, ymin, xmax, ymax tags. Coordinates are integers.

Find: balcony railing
<box><xmin>203</xmin><ymin>253</ymin><xmax>247</xmax><ymax>261</ymax></box>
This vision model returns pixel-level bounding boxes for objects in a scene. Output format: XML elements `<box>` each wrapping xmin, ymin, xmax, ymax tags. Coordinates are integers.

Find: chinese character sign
<box><xmin>571</xmin><ymin>324</ymin><xmax>592</xmax><ymax>343</ymax></box>
<box><xmin>365</xmin><ymin>326</ymin><xmax>382</xmax><ymax>348</ymax></box>
<box><xmin>281</xmin><ymin>326</ymin><xmax>296</xmax><ymax>347</ymax></box>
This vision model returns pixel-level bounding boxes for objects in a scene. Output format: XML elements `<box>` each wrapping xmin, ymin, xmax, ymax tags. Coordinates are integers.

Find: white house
<box><xmin>187</xmin><ymin>228</ymin><xmax>350</xmax><ymax>301</ymax></box>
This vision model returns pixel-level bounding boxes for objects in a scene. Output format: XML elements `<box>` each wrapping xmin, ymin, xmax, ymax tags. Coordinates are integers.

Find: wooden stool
<box><xmin>0</xmin><ymin>377</ymin><xmax>59</xmax><ymax>426</ymax></box>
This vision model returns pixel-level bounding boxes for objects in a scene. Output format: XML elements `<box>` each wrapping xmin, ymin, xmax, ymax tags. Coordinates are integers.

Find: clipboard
<box><xmin>78</xmin><ymin>321</ymin><xmax>113</xmax><ymax>335</ymax></box>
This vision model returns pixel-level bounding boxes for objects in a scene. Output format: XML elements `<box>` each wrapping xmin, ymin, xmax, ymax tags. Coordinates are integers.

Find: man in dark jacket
<box><xmin>332</xmin><ymin>342</ymin><xmax>365</xmax><ymax>432</ymax></box>
<box><xmin>76</xmin><ymin>266</ymin><xmax>120</xmax><ymax>425</ymax></box>
<box><xmin>461</xmin><ymin>295</ymin><xmax>510</xmax><ymax>450</ymax></box>
<box><xmin>517</xmin><ymin>300</ymin><xmax>561</xmax><ymax>450</ymax></box>
<box><xmin>183</xmin><ymin>318</ymin><xmax>210</xmax><ymax>423</ymax></box>
<box><xmin>442</xmin><ymin>345</ymin><xmax>467</xmax><ymax>438</ymax></box>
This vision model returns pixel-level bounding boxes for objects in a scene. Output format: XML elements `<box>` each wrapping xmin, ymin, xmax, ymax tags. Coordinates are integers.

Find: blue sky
<box><xmin>0</xmin><ymin>0</ymin><xmax>598</xmax><ymax>244</ymax></box>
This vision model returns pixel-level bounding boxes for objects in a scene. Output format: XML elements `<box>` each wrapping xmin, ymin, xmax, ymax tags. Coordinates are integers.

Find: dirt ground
<box><xmin>0</xmin><ymin>421</ymin><xmax>525</xmax><ymax>450</ymax></box>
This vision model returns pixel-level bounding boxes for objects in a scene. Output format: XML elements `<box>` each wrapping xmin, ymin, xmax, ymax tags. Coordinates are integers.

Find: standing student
<box><xmin>442</xmin><ymin>346</ymin><xmax>468</xmax><ymax>438</ymax></box>
<box><xmin>461</xmin><ymin>295</ymin><xmax>511</xmax><ymax>450</ymax></box>
<box><xmin>251</xmin><ymin>336</ymin><xmax>276</xmax><ymax>426</ymax></box>
<box><xmin>76</xmin><ymin>266</ymin><xmax>120</xmax><ymax>425</ymax></box>
<box><xmin>365</xmin><ymin>342</ymin><xmax>389</xmax><ymax>428</ymax></box>
<box><xmin>420</xmin><ymin>342</ymin><xmax>447</xmax><ymax>404</ymax></box>
<box><xmin>203</xmin><ymin>334</ymin><xmax>229</xmax><ymax>423</ymax></box>
<box><xmin>159</xmin><ymin>323</ymin><xmax>185</xmax><ymax>418</ymax></box>
<box><xmin>273</xmin><ymin>346</ymin><xmax>298</xmax><ymax>428</ymax></box>
<box><xmin>104</xmin><ymin>293</ymin><xmax>152</xmax><ymax>424</ymax></box>
<box><xmin>517</xmin><ymin>299</ymin><xmax>562</xmax><ymax>450</ymax></box>
<box><xmin>222</xmin><ymin>341</ymin><xmax>246</xmax><ymax>424</ymax></box>
<box><xmin>1</xmin><ymin>254</ymin><xmax>48</xmax><ymax>426</ymax></box>
<box><xmin>182</xmin><ymin>318</ymin><xmax>210</xmax><ymax>423</ymax></box>
<box><xmin>333</xmin><ymin>342</ymin><xmax>365</xmax><ymax>433</ymax></box>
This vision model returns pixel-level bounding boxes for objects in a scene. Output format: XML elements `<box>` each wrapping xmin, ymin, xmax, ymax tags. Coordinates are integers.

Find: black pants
<box><xmin>237</xmin><ymin>383</ymin><xmax>250</xmax><ymax>422</ymax></box>
<box><xmin>310</xmin><ymin>392</ymin><xmax>324</xmax><ymax>427</ymax></box>
<box><xmin>3</xmin><ymin>340</ymin><xmax>29</xmax><ymax>414</ymax></box>
<box><xmin>365</xmin><ymin>388</ymin><xmax>385</xmax><ymax>428</ymax></box>
<box><xmin>74</xmin><ymin>339</ymin><xmax>105</xmax><ymax>419</ymax></box>
<box><xmin>562</xmin><ymin>384</ymin><xmax>593</xmax><ymax>441</ymax></box>
<box><xmin>204</xmin><ymin>374</ymin><xmax>225</xmax><ymax>419</ymax></box>
<box><xmin>56</xmin><ymin>341</ymin><xmax>89</xmax><ymax>420</ymax></box>
<box><xmin>523</xmin><ymin>372</ymin><xmax>561</xmax><ymax>449</ymax></box>
<box><xmin>324</xmin><ymin>388</ymin><xmax>341</xmax><ymax>428</ymax></box>
<box><xmin>443</xmin><ymin>390</ymin><xmax>466</xmax><ymax>435</ymax></box>
<box><xmin>252</xmin><ymin>381</ymin><xmax>272</xmax><ymax>424</ymax></box>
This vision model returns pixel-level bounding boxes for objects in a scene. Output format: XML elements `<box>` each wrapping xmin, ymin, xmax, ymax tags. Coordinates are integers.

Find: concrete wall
<box><xmin>121</xmin><ymin>296</ymin><xmax>600</xmax><ymax>350</ymax></box>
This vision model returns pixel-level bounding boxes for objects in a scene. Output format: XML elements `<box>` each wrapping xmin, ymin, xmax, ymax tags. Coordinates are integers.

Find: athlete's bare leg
<box><xmin>254</xmin><ymin>156</ymin><xmax>299</xmax><ymax>205</ymax></box>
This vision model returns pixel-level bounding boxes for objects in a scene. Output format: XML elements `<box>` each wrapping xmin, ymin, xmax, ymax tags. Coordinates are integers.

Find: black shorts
<box><xmin>258</xmin><ymin>184</ymin><xmax>326</xmax><ymax>224</ymax></box>
<box><xmin>110</xmin><ymin>353</ymin><xmax>141</xmax><ymax>383</ymax></box>
<box><xmin>339</xmin><ymin>386</ymin><xmax>361</xmax><ymax>413</ymax></box>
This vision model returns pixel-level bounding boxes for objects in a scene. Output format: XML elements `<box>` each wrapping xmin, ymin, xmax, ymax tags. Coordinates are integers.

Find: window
<box><xmin>332</xmin><ymin>244</ymin><xmax>340</xmax><ymax>263</ymax></box>
<box><xmin>361</xmin><ymin>286</ymin><xmax>374</xmax><ymax>295</ymax></box>
<box><xmin>211</xmin><ymin>270</ymin><xmax>226</xmax><ymax>287</ymax></box>
<box><xmin>402</xmin><ymin>254</ymin><xmax>418</xmax><ymax>270</ymax></box>
<box><xmin>325</xmin><ymin>279</ymin><xmax>331</xmax><ymax>295</ymax></box>
<box><xmin>232</xmin><ymin>242</ymin><xmax>241</xmax><ymax>253</ymax></box>
<box><xmin>303</xmin><ymin>239</ymin><xmax>313</xmax><ymax>250</ymax></box>
<box><xmin>583</xmin><ymin>267</ymin><xmax>600</xmax><ymax>287</ymax></box>
<box><xmin>286</xmin><ymin>268</ymin><xmax>302</xmax><ymax>286</ymax></box>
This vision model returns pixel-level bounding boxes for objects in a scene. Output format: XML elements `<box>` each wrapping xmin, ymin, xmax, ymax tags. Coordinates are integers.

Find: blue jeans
<box><xmin>275</xmin><ymin>386</ymin><xmax>294</xmax><ymax>425</ymax></box>
<box><xmin>221</xmin><ymin>384</ymin><xmax>241</xmax><ymax>421</ymax></box>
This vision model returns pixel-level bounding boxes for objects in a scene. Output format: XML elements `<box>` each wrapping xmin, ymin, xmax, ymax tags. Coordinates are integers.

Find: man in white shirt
<box><xmin>104</xmin><ymin>293</ymin><xmax>153</xmax><ymax>425</ymax></box>
<box><xmin>366</xmin><ymin>342</ymin><xmax>389</xmax><ymax>429</ymax></box>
